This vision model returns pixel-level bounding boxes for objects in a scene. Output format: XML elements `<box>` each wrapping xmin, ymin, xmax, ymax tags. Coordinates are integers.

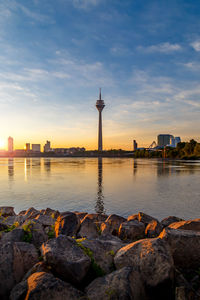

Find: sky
<box><xmin>0</xmin><ymin>0</ymin><xmax>200</xmax><ymax>150</ymax></box>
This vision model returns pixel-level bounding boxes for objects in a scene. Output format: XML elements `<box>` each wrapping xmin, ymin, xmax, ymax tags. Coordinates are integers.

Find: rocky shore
<box><xmin>0</xmin><ymin>207</ymin><xmax>200</xmax><ymax>299</ymax></box>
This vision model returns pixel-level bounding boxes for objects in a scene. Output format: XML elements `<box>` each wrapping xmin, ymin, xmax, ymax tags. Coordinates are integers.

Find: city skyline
<box><xmin>0</xmin><ymin>1</ymin><xmax>200</xmax><ymax>150</ymax></box>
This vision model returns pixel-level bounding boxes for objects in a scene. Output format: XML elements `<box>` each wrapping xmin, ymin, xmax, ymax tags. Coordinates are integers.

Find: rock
<box><xmin>23</xmin><ymin>262</ymin><xmax>51</xmax><ymax>280</ymax></box>
<box><xmin>42</xmin><ymin>208</ymin><xmax>60</xmax><ymax>219</ymax></box>
<box><xmin>18</xmin><ymin>210</ymin><xmax>27</xmax><ymax>216</ymax></box>
<box><xmin>0</xmin><ymin>206</ymin><xmax>16</xmax><ymax>217</ymax></box>
<box><xmin>35</xmin><ymin>214</ymin><xmax>55</xmax><ymax>226</ymax></box>
<box><xmin>1</xmin><ymin>228</ymin><xmax>24</xmax><ymax>243</ymax></box>
<box><xmin>86</xmin><ymin>266</ymin><xmax>147</xmax><ymax>300</ymax></box>
<box><xmin>55</xmin><ymin>212</ymin><xmax>80</xmax><ymax>237</ymax></box>
<box><xmin>11</xmin><ymin>272</ymin><xmax>85</xmax><ymax>300</ymax></box>
<box><xmin>83</xmin><ymin>213</ymin><xmax>108</xmax><ymax>223</ymax></box>
<box><xmin>160</xmin><ymin>227</ymin><xmax>200</xmax><ymax>270</ymax></box>
<box><xmin>161</xmin><ymin>216</ymin><xmax>184</xmax><ymax>227</ymax></box>
<box><xmin>127</xmin><ymin>213</ymin><xmax>138</xmax><ymax>222</ymax></box>
<box><xmin>145</xmin><ymin>220</ymin><xmax>163</xmax><ymax>238</ymax></box>
<box><xmin>101</xmin><ymin>214</ymin><xmax>126</xmax><ymax>236</ymax></box>
<box><xmin>75</xmin><ymin>212</ymin><xmax>88</xmax><ymax>222</ymax></box>
<box><xmin>118</xmin><ymin>219</ymin><xmax>145</xmax><ymax>241</ymax></box>
<box><xmin>80</xmin><ymin>235</ymin><xmax>123</xmax><ymax>274</ymax></box>
<box><xmin>175</xmin><ymin>286</ymin><xmax>195</xmax><ymax>300</ymax></box>
<box><xmin>114</xmin><ymin>237</ymin><xmax>174</xmax><ymax>299</ymax></box>
<box><xmin>0</xmin><ymin>221</ymin><xmax>9</xmax><ymax>231</ymax></box>
<box><xmin>21</xmin><ymin>220</ymin><xmax>48</xmax><ymax>247</ymax></box>
<box><xmin>9</xmin><ymin>280</ymin><xmax>28</xmax><ymax>300</ymax></box>
<box><xmin>128</xmin><ymin>212</ymin><xmax>158</xmax><ymax>227</ymax></box>
<box><xmin>169</xmin><ymin>218</ymin><xmax>200</xmax><ymax>231</ymax></box>
<box><xmin>0</xmin><ymin>215</ymin><xmax>25</xmax><ymax>227</ymax></box>
<box><xmin>23</xmin><ymin>207</ymin><xmax>40</xmax><ymax>219</ymax></box>
<box><xmin>78</xmin><ymin>216</ymin><xmax>99</xmax><ymax>239</ymax></box>
<box><xmin>0</xmin><ymin>242</ymin><xmax>38</xmax><ymax>299</ymax></box>
<box><xmin>41</xmin><ymin>235</ymin><xmax>91</xmax><ymax>284</ymax></box>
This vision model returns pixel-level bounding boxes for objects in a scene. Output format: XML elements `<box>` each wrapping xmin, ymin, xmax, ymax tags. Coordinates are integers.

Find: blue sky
<box><xmin>0</xmin><ymin>0</ymin><xmax>200</xmax><ymax>149</ymax></box>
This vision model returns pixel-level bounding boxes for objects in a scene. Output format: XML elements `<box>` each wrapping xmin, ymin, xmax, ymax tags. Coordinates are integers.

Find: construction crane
<box><xmin>149</xmin><ymin>141</ymin><xmax>157</xmax><ymax>149</ymax></box>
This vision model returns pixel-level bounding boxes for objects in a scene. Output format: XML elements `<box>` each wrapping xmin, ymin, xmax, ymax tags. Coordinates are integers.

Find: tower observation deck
<box><xmin>96</xmin><ymin>88</ymin><xmax>105</xmax><ymax>151</ymax></box>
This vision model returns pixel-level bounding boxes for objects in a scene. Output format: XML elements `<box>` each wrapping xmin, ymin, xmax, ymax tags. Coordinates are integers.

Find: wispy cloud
<box><xmin>138</xmin><ymin>42</ymin><xmax>182</xmax><ymax>53</ymax></box>
<box><xmin>183</xmin><ymin>62</ymin><xmax>200</xmax><ymax>71</ymax></box>
<box><xmin>190</xmin><ymin>40</ymin><xmax>200</xmax><ymax>52</ymax></box>
<box><xmin>72</xmin><ymin>0</ymin><xmax>101</xmax><ymax>9</ymax></box>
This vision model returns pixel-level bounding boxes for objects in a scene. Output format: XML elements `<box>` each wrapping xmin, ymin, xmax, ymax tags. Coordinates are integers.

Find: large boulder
<box><xmin>78</xmin><ymin>216</ymin><xmax>99</xmax><ymax>239</ymax></box>
<box><xmin>118</xmin><ymin>220</ymin><xmax>145</xmax><ymax>241</ymax></box>
<box><xmin>128</xmin><ymin>212</ymin><xmax>158</xmax><ymax>227</ymax></box>
<box><xmin>35</xmin><ymin>214</ymin><xmax>55</xmax><ymax>227</ymax></box>
<box><xmin>55</xmin><ymin>212</ymin><xmax>80</xmax><ymax>237</ymax></box>
<box><xmin>0</xmin><ymin>206</ymin><xmax>16</xmax><ymax>217</ymax></box>
<box><xmin>101</xmin><ymin>214</ymin><xmax>126</xmax><ymax>236</ymax></box>
<box><xmin>0</xmin><ymin>242</ymin><xmax>38</xmax><ymax>299</ymax></box>
<box><xmin>41</xmin><ymin>235</ymin><xmax>91</xmax><ymax>284</ymax></box>
<box><xmin>80</xmin><ymin>235</ymin><xmax>123</xmax><ymax>274</ymax></box>
<box><xmin>74</xmin><ymin>212</ymin><xmax>88</xmax><ymax>222</ymax></box>
<box><xmin>114</xmin><ymin>238</ymin><xmax>174</xmax><ymax>299</ymax></box>
<box><xmin>42</xmin><ymin>207</ymin><xmax>60</xmax><ymax>219</ymax></box>
<box><xmin>21</xmin><ymin>220</ymin><xmax>48</xmax><ymax>247</ymax></box>
<box><xmin>161</xmin><ymin>216</ymin><xmax>184</xmax><ymax>227</ymax></box>
<box><xmin>1</xmin><ymin>228</ymin><xmax>24</xmax><ymax>243</ymax></box>
<box><xmin>145</xmin><ymin>220</ymin><xmax>163</xmax><ymax>238</ymax></box>
<box><xmin>160</xmin><ymin>227</ymin><xmax>200</xmax><ymax>270</ymax></box>
<box><xmin>86</xmin><ymin>266</ymin><xmax>147</xmax><ymax>300</ymax></box>
<box><xmin>169</xmin><ymin>219</ymin><xmax>200</xmax><ymax>231</ymax></box>
<box><xmin>22</xmin><ymin>207</ymin><xmax>40</xmax><ymax>219</ymax></box>
<box><xmin>0</xmin><ymin>215</ymin><xmax>25</xmax><ymax>227</ymax></box>
<box><xmin>10</xmin><ymin>272</ymin><xmax>85</xmax><ymax>300</ymax></box>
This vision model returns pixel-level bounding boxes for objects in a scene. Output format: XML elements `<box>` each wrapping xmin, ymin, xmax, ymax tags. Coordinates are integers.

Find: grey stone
<box><xmin>86</xmin><ymin>266</ymin><xmax>147</xmax><ymax>300</ymax></box>
<box><xmin>0</xmin><ymin>206</ymin><xmax>16</xmax><ymax>217</ymax></box>
<box><xmin>118</xmin><ymin>219</ymin><xmax>145</xmax><ymax>241</ymax></box>
<box><xmin>114</xmin><ymin>237</ymin><xmax>174</xmax><ymax>298</ymax></box>
<box><xmin>0</xmin><ymin>242</ymin><xmax>38</xmax><ymax>299</ymax></box>
<box><xmin>160</xmin><ymin>227</ymin><xmax>200</xmax><ymax>269</ymax></box>
<box><xmin>55</xmin><ymin>212</ymin><xmax>80</xmax><ymax>237</ymax></box>
<box><xmin>41</xmin><ymin>235</ymin><xmax>91</xmax><ymax>284</ymax></box>
<box><xmin>101</xmin><ymin>214</ymin><xmax>126</xmax><ymax>236</ymax></box>
<box><xmin>145</xmin><ymin>220</ymin><xmax>163</xmax><ymax>238</ymax></box>
<box><xmin>161</xmin><ymin>216</ymin><xmax>184</xmax><ymax>227</ymax></box>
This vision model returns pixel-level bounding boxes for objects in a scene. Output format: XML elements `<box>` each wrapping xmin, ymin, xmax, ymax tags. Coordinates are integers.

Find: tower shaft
<box><xmin>96</xmin><ymin>88</ymin><xmax>105</xmax><ymax>152</ymax></box>
<box><xmin>98</xmin><ymin>111</ymin><xmax>103</xmax><ymax>151</ymax></box>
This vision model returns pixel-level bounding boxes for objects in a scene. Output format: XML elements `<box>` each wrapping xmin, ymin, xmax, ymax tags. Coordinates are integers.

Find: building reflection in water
<box><xmin>133</xmin><ymin>159</ymin><xmax>138</xmax><ymax>176</ymax></box>
<box><xmin>95</xmin><ymin>157</ymin><xmax>105</xmax><ymax>214</ymax></box>
<box><xmin>24</xmin><ymin>158</ymin><xmax>31</xmax><ymax>181</ymax></box>
<box><xmin>8</xmin><ymin>158</ymin><xmax>14</xmax><ymax>181</ymax></box>
<box><xmin>44</xmin><ymin>158</ymin><xmax>51</xmax><ymax>175</ymax></box>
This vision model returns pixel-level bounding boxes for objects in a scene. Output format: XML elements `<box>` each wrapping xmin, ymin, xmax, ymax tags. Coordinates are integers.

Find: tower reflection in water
<box><xmin>95</xmin><ymin>157</ymin><xmax>105</xmax><ymax>214</ymax></box>
<box><xmin>8</xmin><ymin>158</ymin><xmax>14</xmax><ymax>181</ymax></box>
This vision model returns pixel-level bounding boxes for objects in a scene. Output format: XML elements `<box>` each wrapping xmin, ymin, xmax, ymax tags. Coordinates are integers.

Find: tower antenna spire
<box><xmin>99</xmin><ymin>87</ymin><xmax>101</xmax><ymax>100</ymax></box>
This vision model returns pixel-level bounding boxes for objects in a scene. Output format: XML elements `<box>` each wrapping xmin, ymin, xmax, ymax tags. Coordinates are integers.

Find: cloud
<box><xmin>72</xmin><ymin>0</ymin><xmax>100</xmax><ymax>9</ymax></box>
<box><xmin>190</xmin><ymin>40</ymin><xmax>200</xmax><ymax>52</ymax></box>
<box><xmin>138</xmin><ymin>42</ymin><xmax>182</xmax><ymax>53</ymax></box>
<box><xmin>183</xmin><ymin>62</ymin><xmax>200</xmax><ymax>71</ymax></box>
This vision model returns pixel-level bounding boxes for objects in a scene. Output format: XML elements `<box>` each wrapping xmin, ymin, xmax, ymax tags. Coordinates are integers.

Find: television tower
<box><xmin>96</xmin><ymin>88</ymin><xmax>105</xmax><ymax>151</ymax></box>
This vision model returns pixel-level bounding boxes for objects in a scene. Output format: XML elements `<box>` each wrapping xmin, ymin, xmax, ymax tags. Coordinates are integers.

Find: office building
<box><xmin>133</xmin><ymin>140</ymin><xmax>138</xmax><ymax>151</ymax></box>
<box><xmin>96</xmin><ymin>88</ymin><xmax>105</xmax><ymax>151</ymax></box>
<box><xmin>175</xmin><ymin>137</ymin><xmax>181</xmax><ymax>147</ymax></box>
<box><xmin>157</xmin><ymin>134</ymin><xmax>173</xmax><ymax>147</ymax></box>
<box><xmin>8</xmin><ymin>136</ymin><xmax>13</xmax><ymax>152</ymax></box>
<box><xmin>26</xmin><ymin>143</ymin><xmax>30</xmax><ymax>151</ymax></box>
<box><xmin>32</xmin><ymin>144</ymin><xmax>41</xmax><ymax>152</ymax></box>
<box><xmin>44</xmin><ymin>141</ymin><xmax>51</xmax><ymax>152</ymax></box>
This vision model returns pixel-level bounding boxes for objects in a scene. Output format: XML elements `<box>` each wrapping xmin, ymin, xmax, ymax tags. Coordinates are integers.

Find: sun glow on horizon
<box><xmin>0</xmin><ymin>139</ymin><xmax>6</xmax><ymax>149</ymax></box>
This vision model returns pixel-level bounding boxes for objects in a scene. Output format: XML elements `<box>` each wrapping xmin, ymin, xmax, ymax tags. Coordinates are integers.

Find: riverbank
<box><xmin>0</xmin><ymin>206</ymin><xmax>200</xmax><ymax>299</ymax></box>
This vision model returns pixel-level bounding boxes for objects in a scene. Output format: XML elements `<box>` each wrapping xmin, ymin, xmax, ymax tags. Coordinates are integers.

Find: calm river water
<box><xmin>0</xmin><ymin>157</ymin><xmax>200</xmax><ymax>220</ymax></box>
